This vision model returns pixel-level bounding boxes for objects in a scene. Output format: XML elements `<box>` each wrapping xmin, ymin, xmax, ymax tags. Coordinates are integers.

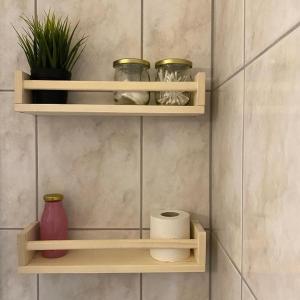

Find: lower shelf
<box><xmin>19</xmin><ymin>249</ymin><xmax>204</xmax><ymax>274</ymax></box>
<box><xmin>18</xmin><ymin>220</ymin><xmax>206</xmax><ymax>274</ymax></box>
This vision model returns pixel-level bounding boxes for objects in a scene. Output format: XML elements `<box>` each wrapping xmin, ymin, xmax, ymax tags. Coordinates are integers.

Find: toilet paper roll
<box><xmin>150</xmin><ymin>209</ymin><xmax>190</xmax><ymax>262</ymax></box>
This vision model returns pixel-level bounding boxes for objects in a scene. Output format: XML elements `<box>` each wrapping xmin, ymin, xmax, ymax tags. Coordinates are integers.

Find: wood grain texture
<box><xmin>27</xmin><ymin>239</ymin><xmax>198</xmax><ymax>250</ymax></box>
<box><xmin>14</xmin><ymin>104</ymin><xmax>205</xmax><ymax>116</ymax></box>
<box><xmin>23</xmin><ymin>80</ymin><xmax>198</xmax><ymax>92</ymax></box>
<box><xmin>15</xmin><ymin>71</ymin><xmax>30</xmax><ymax>104</ymax></box>
<box><xmin>17</xmin><ymin>221</ymin><xmax>39</xmax><ymax>266</ymax></box>
<box><xmin>18</xmin><ymin>220</ymin><xmax>206</xmax><ymax>273</ymax></box>
<box><xmin>14</xmin><ymin>70</ymin><xmax>206</xmax><ymax>116</ymax></box>
<box><xmin>18</xmin><ymin>249</ymin><xmax>205</xmax><ymax>273</ymax></box>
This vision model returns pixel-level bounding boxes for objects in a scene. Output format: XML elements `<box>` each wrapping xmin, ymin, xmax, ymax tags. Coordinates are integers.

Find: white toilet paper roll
<box><xmin>150</xmin><ymin>209</ymin><xmax>190</xmax><ymax>262</ymax></box>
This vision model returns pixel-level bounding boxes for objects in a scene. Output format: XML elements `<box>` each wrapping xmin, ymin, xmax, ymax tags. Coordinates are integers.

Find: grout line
<box><xmin>0</xmin><ymin>89</ymin><xmax>14</xmax><ymax>92</ymax></box>
<box><xmin>140</xmin><ymin>274</ymin><xmax>143</xmax><ymax>300</ymax></box>
<box><xmin>37</xmin><ymin>274</ymin><xmax>39</xmax><ymax>300</ymax></box>
<box><xmin>213</xmin><ymin>233</ymin><xmax>258</xmax><ymax>300</ymax></box>
<box><xmin>241</xmin><ymin>1</ymin><xmax>246</xmax><ymax>299</ymax></box>
<box><xmin>0</xmin><ymin>228</ymin><xmax>23</xmax><ymax>230</ymax></box>
<box><xmin>242</xmin><ymin>277</ymin><xmax>257</xmax><ymax>300</ymax></box>
<box><xmin>213</xmin><ymin>20</ymin><xmax>300</xmax><ymax>92</ymax></box>
<box><xmin>212</xmin><ymin>233</ymin><xmax>241</xmax><ymax>280</ymax></box>
<box><xmin>141</xmin><ymin>0</ymin><xmax>144</xmax><ymax>59</ymax></box>
<box><xmin>34</xmin><ymin>7</ymin><xmax>39</xmax><ymax>275</ymax></box>
<box><xmin>209</xmin><ymin>0</ymin><xmax>215</xmax><ymax>299</ymax></box>
<box><xmin>245</xmin><ymin>20</ymin><xmax>300</xmax><ymax>67</ymax></box>
<box><xmin>213</xmin><ymin>66</ymin><xmax>244</xmax><ymax>91</ymax></box>
<box><xmin>35</xmin><ymin>116</ymin><xmax>39</xmax><ymax>221</ymax></box>
<box><xmin>139</xmin><ymin>116</ymin><xmax>143</xmax><ymax>239</ymax></box>
<box><xmin>68</xmin><ymin>228</ymin><xmax>141</xmax><ymax>231</ymax></box>
<box><xmin>0</xmin><ymin>227</ymin><xmax>155</xmax><ymax>231</ymax></box>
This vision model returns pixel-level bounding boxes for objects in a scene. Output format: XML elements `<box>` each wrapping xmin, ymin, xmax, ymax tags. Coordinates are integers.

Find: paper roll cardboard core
<box><xmin>160</xmin><ymin>212</ymin><xmax>180</xmax><ymax>217</ymax></box>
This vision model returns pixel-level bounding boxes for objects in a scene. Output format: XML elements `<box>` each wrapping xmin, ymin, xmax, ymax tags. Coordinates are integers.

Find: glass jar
<box><xmin>155</xmin><ymin>58</ymin><xmax>192</xmax><ymax>105</ymax></box>
<box><xmin>40</xmin><ymin>193</ymin><xmax>68</xmax><ymax>258</ymax></box>
<box><xmin>113</xmin><ymin>58</ymin><xmax>150</xmax><ymax>105</ymax></box>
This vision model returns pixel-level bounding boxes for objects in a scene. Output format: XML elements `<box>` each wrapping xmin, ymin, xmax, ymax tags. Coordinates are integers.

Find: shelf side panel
<box><xmin>17</xmin><ymin>221</ymin><xmax>39</xmax><ymax>266</ymax></box>
<box><xmin>191</xmin><ymin>220</ymin><xmax>206</xmax><ymax>268</ymax></box>
<box><xmin>194</xmin><ymin>72</ymin><xmax>206</xmax><ymax>106</ymax></box>
<box><xmin>15</xmin><ymin>71</ymin><xmax>31</xmax><ymax>104</ymax></box>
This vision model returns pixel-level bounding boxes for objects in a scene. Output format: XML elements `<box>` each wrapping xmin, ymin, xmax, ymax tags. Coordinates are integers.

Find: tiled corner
<box><xmin>0</xmin><ymin>92</ymin><xmax>36</xmax><ymax>227</ymax></box>
<box><xmin>213</xmin><ymin>0</ymin><xmax>244</xmax><ymax>87</ymax></box>
<box><xmin>242</xmin><ymin>282</ymin><xmax>255</xmax><ymax>300</ymax></box>
<box><xmin>243</xmin><ymin>28</ymin><xmax>300</xmax><ymax>299</ymax></box>
<box><xmin>0</xmin><ymin>230</ymin><xmax>37</xmax><ymax>300</ymax></box>
<box><xmin>143</xmin><ymin>273</ymin><xmax>209</xmax><ymax>300</ymax></box>
<box><xmin>37</xmin><ymin>0</ymin><xmax>141</xmax><ymax>103</ymax></box>
<box><xmin>38</xmin><ymin>116</ymin><xmax>140</xmax><ymax>228</ymax></box>
<box><xmin>212</xmin><ymin>72</ymin><xmax>243</xmax><ymax>270</ymax></box>
<box><xmin>0</xmin><ymin>0</ymin><xmax>33</xmax><ymax>89</ymax></box>
<box><xmin>143</xmin><ymin>0</ymin><xmax>211</xmax><ymax>87</ymax></box>
<box><xmin>142</xmin><ymin>97</ymin><xmax>210</xmax><ymax>228</ymax></box>
<box><xmin>245</xmin><ymin>0</ymin><xmax>300</xmax><ymax>62</ymax></box>
<box><xmin>39</xmin><ymin>230</ymin><xmax>140</xmax><ymax>300</ymax></box>
<box><xmin>211</xmin><ymin>236</ymin><xmax>241</xmax><ymax>300</ymax></box>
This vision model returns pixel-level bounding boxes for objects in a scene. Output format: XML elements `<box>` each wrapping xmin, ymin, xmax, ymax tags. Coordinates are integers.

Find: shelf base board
<box><xmin>14</xmin><ymin>104</ymin><xmax>205</xmax><ymax>116</ymax></box>
<box><xmin>18</xmin><ymin>249</ymin><xmax>205</xmax><ymax>274</ymax></box>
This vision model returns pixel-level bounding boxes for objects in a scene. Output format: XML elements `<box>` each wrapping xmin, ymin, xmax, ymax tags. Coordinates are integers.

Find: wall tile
<box><xmin>245</xmin><ymin>0</ymin><xmax>300</xmax><ymax>62</ymax></box>
<box><xmin>40</xmin><ymin>273</ymin><xmax>139</xmax><ymax>300</ymax></box>
<box><xmin>0</xmin><ymin>0</ymin><xmax>32</xmax><ymax>89</ymax></box>
<box><xmin>143</xmin><ymin>273</ymin><xmax>209</xmax><ymax>300</ymax></box>
<box><xmin>38</xmin><ymin>116</ymin><xmax>140</xmax><ymax>228</ymax></box>
<box><xmin>0</xmin><ymin>230</ymin><xmax>36</xmax><ymax>300</ymax></box>
<box><xmin>212</xmin><ymin>72</ymin><xmax>243</xmax><ymax>270</ymax></box>
<box><xmin>38</xmin><ymin>0</ymin><xmax>141</xmax><ymax>103</ymax></box>
<box><xmin>211</xmin><ymin>236</ymin><xmax>241</xmax><ymax>300</ymax></box>
<box><xmin>0</xmin><ymin>92</ymin><xmax>35</xmax><ymax>227</ymax></box>
<box><xmin>213</xmin><ymin>0</ymin><xmax>244</xmax><ymax>86</ymax></box>
<box><xmin>242</xmin><ymin>282</ymin><xmax>255</xmax><ymax>300</ymax></box>
<box><xmin>143</xmin><ymin>96</ymin><xmax>210</xmax><ymax>228</ymax></box>
<box><xmin>39</xmin><ymin>230</ymin><xmax>139</xmax><ymax>300</ymax></box>
<box><xmin>144</xmin><ymin>0</ymin><xmax>211</xmax><ymax>87</ymax></box>
<box><xmin>244</xmin><ymin>28</ymin><xmax>300</xmax><ymax>299</ymax></box>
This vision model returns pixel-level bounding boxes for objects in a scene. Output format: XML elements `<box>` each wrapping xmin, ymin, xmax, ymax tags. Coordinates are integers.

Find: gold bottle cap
<box><xmin>155</xmin><ymin>58</ymin><xmax>192</xmax><ymax>68</ymax></box>
<box><xmin>113</xmin><ymin>58</ymin><xmax>150</xmax><ymax>68</ymax></box>
<box><xmin>43</xmin><ymin>193</ymin><xmax>64</xmax><ymax>202</ymax></box>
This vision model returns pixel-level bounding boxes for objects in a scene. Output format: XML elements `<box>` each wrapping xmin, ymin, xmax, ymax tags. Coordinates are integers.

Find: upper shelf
<box><xmin>14</xmin><ymin>71</ymin><xmax>206</xmax><ymax>116</ymax></box>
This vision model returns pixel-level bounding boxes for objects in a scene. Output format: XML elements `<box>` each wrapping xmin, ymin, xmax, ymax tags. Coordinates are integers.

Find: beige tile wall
<box><xmin>0</xmin><ymin>1</ymin><xmax>211</xmax><ymax>300</ymax></box>
<box><xmin>212</xmin><ymin>0</ymin><xmax>300</xmax><ymax>299</ymax></box>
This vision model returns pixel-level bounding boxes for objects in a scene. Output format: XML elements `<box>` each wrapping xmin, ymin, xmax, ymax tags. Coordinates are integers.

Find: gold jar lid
<box><xmin>43</xmin><ymin>193</ymin><xmax>64</xmax><ymax>202</ymax></box>
<box><xmin>113</xmin><ymin>58</ymin><xmax>150</xmax><ymax>68</ymax></box>
<box><xmin>155</xmin><ymin>58</ymin><xmax>192</xmax><ymax>68</ymax></box>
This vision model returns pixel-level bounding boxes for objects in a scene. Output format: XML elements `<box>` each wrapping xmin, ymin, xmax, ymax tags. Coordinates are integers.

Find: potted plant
<box><xmin>14</xmin><ymin>11</ymin><xmax>87</xmax><ymax>104</ymax></box>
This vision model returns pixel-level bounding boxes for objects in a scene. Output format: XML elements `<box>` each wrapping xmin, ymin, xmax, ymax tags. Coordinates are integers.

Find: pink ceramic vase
<box><xmin>40</xmin><ymin>193</ymin><xmax>68</xmax><ymax>258</ymax></box>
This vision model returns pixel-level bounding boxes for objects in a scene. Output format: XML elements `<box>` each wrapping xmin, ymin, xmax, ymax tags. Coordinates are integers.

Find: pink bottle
<box><xmin>40</xmin><ymin>193</ymin><xmax>68</xmax><ymax>258</ymax></box>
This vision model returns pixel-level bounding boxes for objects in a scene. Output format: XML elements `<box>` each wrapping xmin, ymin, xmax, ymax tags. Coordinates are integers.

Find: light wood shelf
<box><xmin>14</xmin><ymin>71</ymin><xmax>206</xmax><ymax>116</ymax></box>
<box><xmin>18</xmin><ymin>220</ymin><xmax>206</xmax><ymax>274</ymax></box>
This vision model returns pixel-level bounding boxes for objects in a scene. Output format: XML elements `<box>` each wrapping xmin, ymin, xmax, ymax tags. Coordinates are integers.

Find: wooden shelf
<box><xmin>15</xmin><ymin>71</ymin><xmax>206</xmax><ymax>116</ymax></box>
<box><xmin>18</xmin><ymin>221</ymin><xmax>206</xmax><ymax>274</ymax></box>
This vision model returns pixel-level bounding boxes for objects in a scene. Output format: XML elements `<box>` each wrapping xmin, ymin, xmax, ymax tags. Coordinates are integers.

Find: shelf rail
<box><xmin>15</xmin><ymin>70</ymin><xmax>206</xmax><ymax>108</ymax></box>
